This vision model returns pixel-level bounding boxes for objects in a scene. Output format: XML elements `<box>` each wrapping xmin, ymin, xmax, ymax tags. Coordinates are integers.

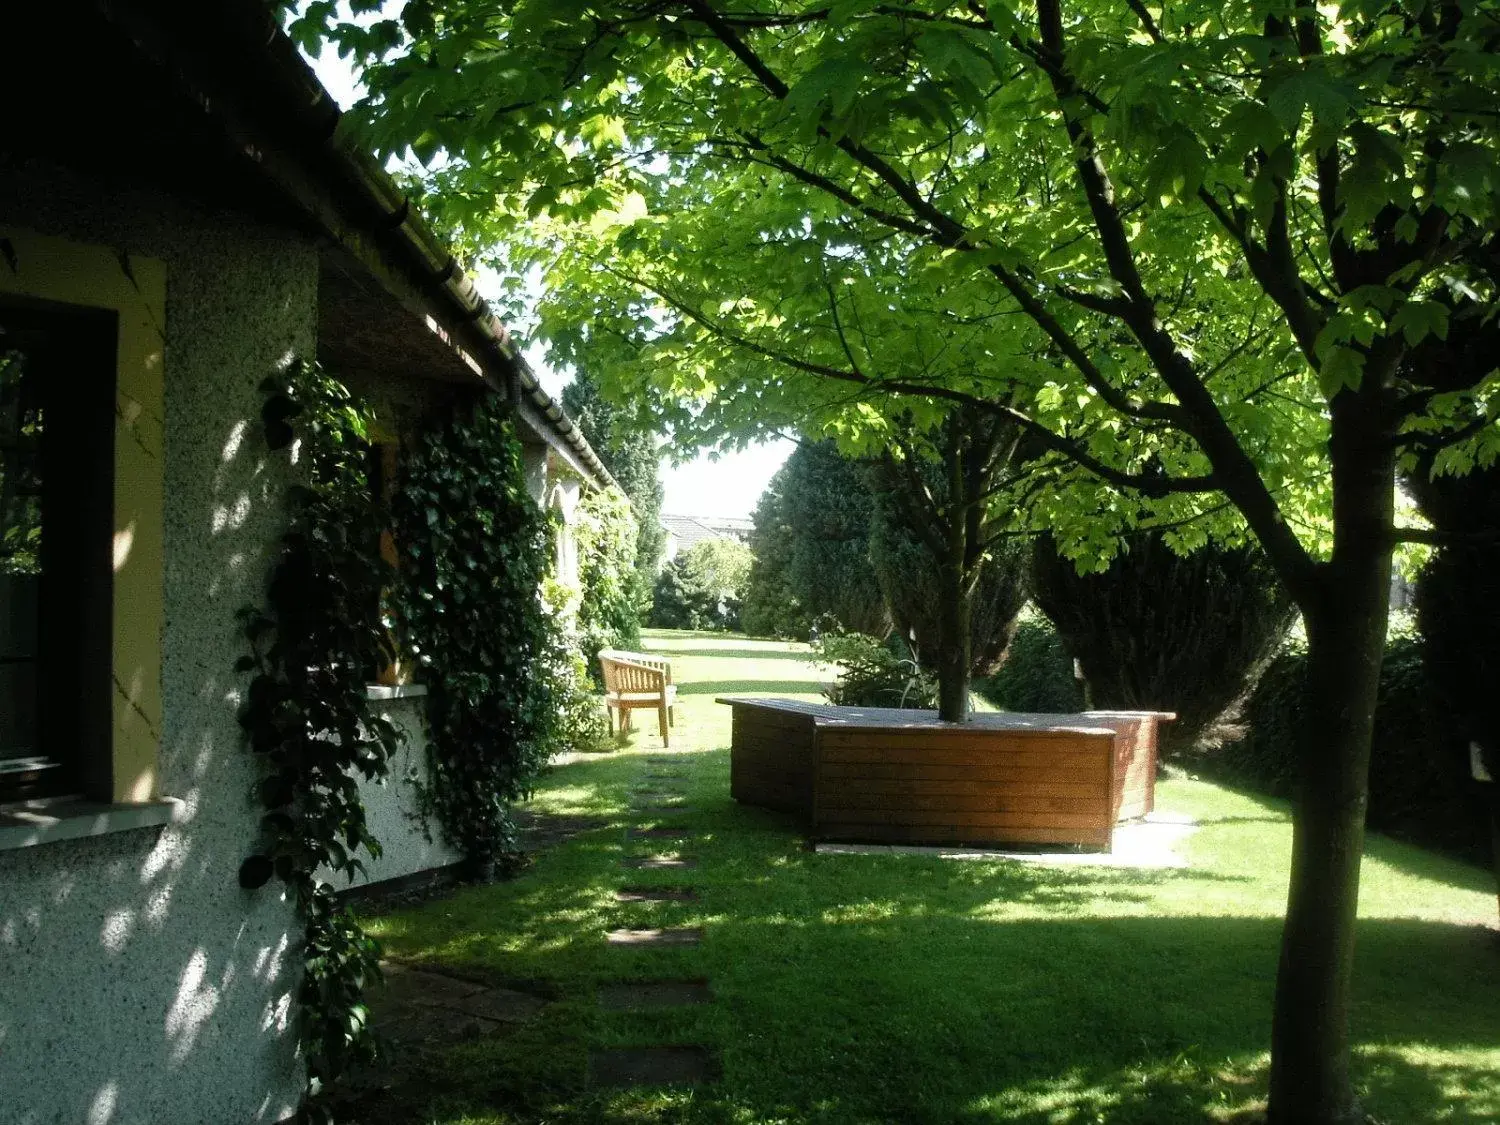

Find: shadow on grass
<box><xmin>1187</xmin><ymin>773</ymin><xmax>1495</xmax><ymax>895</ymax></box>
<box><xmin>351</xmin><ymin>779</ymin><xmax>1500</xmax><ymax>1125</ymax></box>
<box><xmin>351</xmin><ymin>902</ymin><xmax>1500</xmax><ymax>1125</ymax></box>
<box><xmin>662</xmin><ymin>647</ymin><xmax>816</xmax><ymax>662</ymax></box>
<box><xmin>680</xmin><ymin>679</ymin><xmax>824</xmax><ymax>696</ymax></box>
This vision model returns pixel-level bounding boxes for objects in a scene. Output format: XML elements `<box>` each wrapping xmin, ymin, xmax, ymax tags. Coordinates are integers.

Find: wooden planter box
<box><xmin>721</xmin><ymin>697</ymin><xmax>1173</xmax><ymax>851</ymax></box>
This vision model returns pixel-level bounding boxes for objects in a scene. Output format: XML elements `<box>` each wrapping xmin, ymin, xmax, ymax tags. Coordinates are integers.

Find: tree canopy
<box><xmin>561</xmin><ymin>368</ymin><xmax>666</xmax><ymax>608</ymax></box>
<box><xmin>302</xmin><ymin>2</ymin><xmax>1500</xmax><ymax>1119</ymax></box>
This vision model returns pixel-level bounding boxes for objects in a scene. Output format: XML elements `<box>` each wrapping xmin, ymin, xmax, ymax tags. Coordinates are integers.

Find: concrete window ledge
<box><xmin>365</xmin><ymin>684</ymin><xmax>429</xmax><ymax>701</ymax></box>
<box><xmin>0</xmin><ymin>796</ymin><xmax>185</xmax><ymax>852</ymax></box>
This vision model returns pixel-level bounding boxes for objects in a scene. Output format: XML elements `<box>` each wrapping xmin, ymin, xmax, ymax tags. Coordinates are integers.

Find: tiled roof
<box><xmin>661</xmin><ymin>514</ymin><xmax>754</xmax><ymax>552</ymax></box>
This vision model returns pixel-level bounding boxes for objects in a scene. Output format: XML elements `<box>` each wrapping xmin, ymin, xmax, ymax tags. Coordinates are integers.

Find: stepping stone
<box><xmin>605</xmin><ymin>927</ymin><xmax>704</xmax><ymax>947</ymax></box>
<box><xmin>629</xmin><ymin>789</ymin><xmax>679</xmax><ymax>800</ymax></box>
<box><xmin>588</xmin><ymin>1046</ymin><xmax>718</xmax><ymax>1088</ymax></box>
<box><xmin>615</xmin><ymin>886</ymin><xmax>700</xmax><ymax>904</ymax></box>
<box><xmin>622</xmin><ymin>856</ymin><xmax>697</xmax><ymax>870</ymax></box>
<box><xmin>377</xmin><ymin>963</ymin><xmax>486</xmax><ymax>1006</ymax></box>
<box><xmin>443</xmin><ymin>987</ymin><xmax>548</xmax><ymax>1023</ymax></box>
<box><xmin>598</xmin><ymin>979</ymin><xmax>712</xmax><ymax>1011</ymax></box>
<box><xmin>629</xmin><ymin>825</ymin><xmax>689</xmax><ymax>840</ymax></box>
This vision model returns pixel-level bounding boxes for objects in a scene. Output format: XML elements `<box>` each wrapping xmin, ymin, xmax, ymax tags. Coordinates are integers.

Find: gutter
<box><xmin>112</xmin><ymin>0</ymin><xmax>619</xmax><ymax>492</ymax></box>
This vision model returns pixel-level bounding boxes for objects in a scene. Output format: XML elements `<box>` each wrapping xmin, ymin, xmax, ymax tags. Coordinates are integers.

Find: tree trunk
<box><xmin>935</xmin><ymin>544</ymin><xmax>972</xmax><ymax>722</ymax></box>
<box><xmin>1267</xmin><ymin>396</ymin><xmax>1394</xmax><ymax>1125</ymax></box>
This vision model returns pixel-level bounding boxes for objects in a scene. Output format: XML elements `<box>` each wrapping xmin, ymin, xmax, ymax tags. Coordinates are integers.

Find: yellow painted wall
<box><xmin>0</xmin><ymin>227</ymin><xmax>166</xmax><ymax>801</ymax></box>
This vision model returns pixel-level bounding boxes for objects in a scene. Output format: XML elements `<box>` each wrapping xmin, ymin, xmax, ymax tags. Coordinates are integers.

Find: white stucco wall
<box><xmin>322</xmin><ymin>693</ymin><xmax>461</xmax><ymax>890</ymax></box>
<box><xmin>0</xmin><ymin>164</ymin><xmax>313</xmax><ymax>1125</ymax></box>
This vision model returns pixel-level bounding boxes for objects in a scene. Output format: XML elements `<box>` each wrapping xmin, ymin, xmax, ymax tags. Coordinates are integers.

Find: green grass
<box><xmin>357</xmin><ymin>629</ymin><xmax>1499</xmax><ymax>1124</ymax></box>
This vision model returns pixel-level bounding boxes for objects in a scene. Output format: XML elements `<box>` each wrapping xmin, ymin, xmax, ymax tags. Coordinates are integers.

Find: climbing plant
<box><xmin>237</xmin><ymin>360</ymin><xmax>399</xmax><ymax>1103</ymax></box>
<box><xmin>573</xmin><ymin>483</ymin><xmax>641</xmax><ymax>666</ymax></box>
<box><xmin>391</xmin><ymin>392</ymin><xmax>557</xmax><ymax>877</ymax></box>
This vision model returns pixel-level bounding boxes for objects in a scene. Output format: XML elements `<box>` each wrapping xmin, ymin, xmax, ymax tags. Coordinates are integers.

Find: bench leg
<box><xmin>658</xmin><ymin>703</ymin><xmax>669</xmax><ymax>748</ymax></box>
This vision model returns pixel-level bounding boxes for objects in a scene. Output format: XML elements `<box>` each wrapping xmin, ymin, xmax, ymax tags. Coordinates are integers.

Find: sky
<box><xmin>301</xmin><ymin>30</ymin><xmax>790</xmax><ymax>520</ymax></box>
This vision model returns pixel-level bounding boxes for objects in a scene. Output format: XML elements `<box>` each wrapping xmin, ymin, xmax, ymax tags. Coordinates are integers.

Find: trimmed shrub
<box><xmin>817</xmin><ymin>631</ymin><xmax>938</xmax><ymax>710</ymax></box>
<box><xmin>976</xmin><ymin>610</ymin><xmax>1085</xmax><ymax>713</ymax></box>
<box><xmin>1408</xmin><ymin>462</ymin><xmax>1500</xmax><ymax>783</ymax></box>
<box><xmin>740</xmin><ymin>465</ymin><xmax>814</xmax><ymax>639</ymax></box>
<box><xmin>1031</xmin><ymin>534</ymin><xmax>1295</xmax><ymax>756</ymax></box>
<box><xmin>781</xmin><ymin>442</ymin><xmax>889</xmax><ymax>636</ymax></box>
<box><xmin>1210</xmin><ymin>630</ymin><xmax>1491</xmax><ymax>864</ymax></box>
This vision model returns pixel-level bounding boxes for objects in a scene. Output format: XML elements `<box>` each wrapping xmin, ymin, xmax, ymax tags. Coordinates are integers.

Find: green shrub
<box><xmin>1031</xmin><ymin>534</ymin><xmax>1295</xmax><ymax>756</ymax></box>
<box><xmin>816</xmin><ymin>631</ymin><xmax>938</xmax><ymax>710</ymax></box>
<box><xmin>649</xmin><ymin>537</ymin><xmax>754</xmax><ymax>631</ymax></box>
<box><xmin>1209</xmin><ymin>630</ymin><xmax>1490</xmax><ymax>864</ymax></box>
<box><xmin>976</xmin><ymin>610</ymin><xmax>1084</xmax><ymax>713</ymax></box>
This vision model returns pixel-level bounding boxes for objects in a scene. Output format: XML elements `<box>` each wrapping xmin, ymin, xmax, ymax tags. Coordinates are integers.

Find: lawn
<box><xmin>355</xmin><ymin>629</ymin><xmax>1499</xmax><ymax>1124</ymax></box>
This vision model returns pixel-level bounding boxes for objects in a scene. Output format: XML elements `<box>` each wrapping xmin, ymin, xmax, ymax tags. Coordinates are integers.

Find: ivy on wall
<box><xmin>237</xmin><ymin>360</ymin><xmax>398</xmax><ymax>1103</ymax></box>
<box><xmin>392</xmin><ymin>393</ymin><xmax>558</xmax><ymax>877</ymax></box>
<box><xmin>573</xmin><ymin>483</ymin><xmax>641</xmax><ymax>666</ymax></box>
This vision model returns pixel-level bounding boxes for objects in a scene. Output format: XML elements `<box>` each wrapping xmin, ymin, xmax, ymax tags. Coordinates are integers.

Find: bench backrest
<box><xmin>598</xmin><ymin>650</ymin><xmax>672</xmax><ymax>695</ymax></box>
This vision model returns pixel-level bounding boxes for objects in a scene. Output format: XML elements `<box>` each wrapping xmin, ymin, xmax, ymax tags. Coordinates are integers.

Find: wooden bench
<box><xmin>719</xmin><ymin>697</ymin><xmax>1173</xmax><ymax>850</ymax></box>
<box><xmin>598</xmin><ymin>650</ymin><xmax>677</xmax><ymax>747</ymax></box>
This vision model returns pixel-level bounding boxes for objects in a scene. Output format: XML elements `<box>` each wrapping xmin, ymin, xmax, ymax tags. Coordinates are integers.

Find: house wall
<box><xmin>330</xmin><ymin>693</ymin><xmax>462</xmax><ymax>890</ymax></box>
<box><xmin>0</xmin><ymin>164</ymin><xmax>313</xmax><ymax>1125</ymax></box>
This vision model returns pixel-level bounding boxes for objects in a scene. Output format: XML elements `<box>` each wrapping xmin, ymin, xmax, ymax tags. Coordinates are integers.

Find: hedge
<box><xmin>1205</xmin><ymin>630</ymin><xmax>1491</xmax><ymax>865</ymax></box>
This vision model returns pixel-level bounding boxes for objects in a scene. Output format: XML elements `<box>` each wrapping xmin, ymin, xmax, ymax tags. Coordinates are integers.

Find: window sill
<box><xmin>0</xmin><ymin>795</ymin><xmax>185</xmax><ymax>852</ymax></box>
<box><xmin>365</xmin><ymin>684</ymin><xmax>428</xmax><ymax>701</ymax></box>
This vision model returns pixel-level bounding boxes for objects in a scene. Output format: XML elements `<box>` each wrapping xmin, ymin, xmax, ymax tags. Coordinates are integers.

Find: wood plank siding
<box><xmin>719</xmin><ymin>698</ymin><xmax>1172</xmax><ymax>852</ymax></box>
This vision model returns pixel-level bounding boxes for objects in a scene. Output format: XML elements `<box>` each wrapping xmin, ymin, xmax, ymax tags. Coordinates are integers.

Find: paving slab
<box><xmin>588</xmin><ymin>1046</ymin><xmax>718</xmax><ymax>1087</ymax></box>
<box><xmin>598</xmin><ymin>979</ymin><xmax>713</xmax><ymax>1011</ymax></box>
<box><xmin>622</xmin><ymin>855</ymin><xmax>698</xmax><ymax>870</ymax></box>
<box><xmin>615</xmin><ymin>886</ymin><xmax>701</xmax><ymax>903</ymax></box>
<box><xmin>368</xmin><ymin>963</ymin><xmax>550</xmax><ymax>1052</ymax></box>
<box><xmin>447</xmin><ymin>987</ymin><xmax>549</xmax><ymax>1023</ymax></box>
<box><xmin>378</xmin><ymin>963</ymin><xmax>487</xmax><ymax>1007</ymax></box>
<box><xmin>632</xmin><ymin>803</ymin><xmax>694</xmax><ymax>815</ymax></box>
<box><xmin>628</xmin><ymin>825</ymin><xmax>690</xmax><ymax>840</ymax></box>
<box><xmin>605</xmin><ymin>927</ymin><xmax>704</xmax><ymax>947</ymax></box>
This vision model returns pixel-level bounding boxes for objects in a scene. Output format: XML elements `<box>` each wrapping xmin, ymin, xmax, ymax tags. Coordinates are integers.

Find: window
<box><xmin>0</xmin><ymin>301</ymin><xmax>118</xmax><ymax>801</ymax></box>
<box><xmin>0</xmin><ymin>228</ymin><xmax>166</xmax><ymax>809</ymax></box>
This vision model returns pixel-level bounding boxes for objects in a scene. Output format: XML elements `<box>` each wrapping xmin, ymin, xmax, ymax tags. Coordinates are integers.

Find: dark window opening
<box><xmin>0</xmin><ymin>299</ymin><xmax>117</xmax><ymax>803</ymax></box>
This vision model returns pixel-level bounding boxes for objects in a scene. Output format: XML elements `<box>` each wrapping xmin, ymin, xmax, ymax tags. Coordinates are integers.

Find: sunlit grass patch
<box><xmin>356</xmin><ymin>630</ymin><xmax>1499</xmax><ymax>1125</ymax></box>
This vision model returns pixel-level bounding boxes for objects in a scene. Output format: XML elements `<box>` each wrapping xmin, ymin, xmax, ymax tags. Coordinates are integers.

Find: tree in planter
<box><xmin>320</xmin><ymin>3</ymin><xmax>1500</xmax><ymax>1118</ymax></box>
<box><xmin>1031</xmin><ymin>532</ymin><xmax>1296</xmax><ymax>756</ymax></box>
<box><xmin>866</xmin><ymin>416</ymin><xmax>1031</xmax><ymax>711</ymax></box>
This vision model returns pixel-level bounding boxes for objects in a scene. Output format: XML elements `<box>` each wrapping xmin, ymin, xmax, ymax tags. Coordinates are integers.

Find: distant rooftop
<box><xmin>661</xmin><ymin>514</ymin><xmax>754</xmax><ymax>554</ymax></box>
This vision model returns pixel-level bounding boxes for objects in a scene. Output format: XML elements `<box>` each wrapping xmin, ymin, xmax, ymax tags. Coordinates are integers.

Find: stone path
<box><xmin>590</xmin><ymin>753</ymin><xmax>717</xmax><ymax>1090</ymax></box>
